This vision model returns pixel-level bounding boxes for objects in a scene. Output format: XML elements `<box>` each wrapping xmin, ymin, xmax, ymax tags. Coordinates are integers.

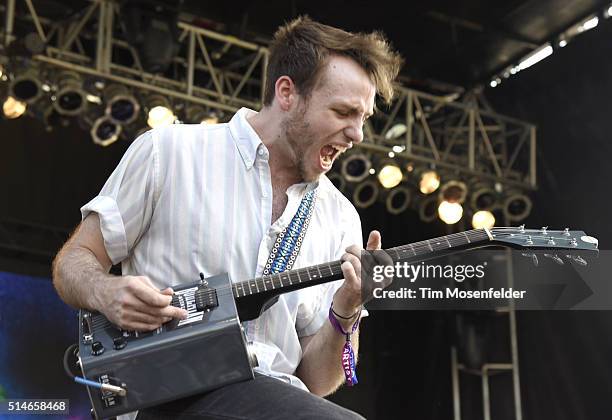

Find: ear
<box><xmin>274</xmin><ymin>76</ymin><xmax>298</xmax><ymax>111</ymax></box>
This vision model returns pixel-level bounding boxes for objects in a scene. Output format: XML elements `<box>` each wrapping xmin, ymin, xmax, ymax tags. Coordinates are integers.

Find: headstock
<box><xmin>490</xmin><ymin>226</ymin><xmax>598</xmax><ymax>252</ymax></box>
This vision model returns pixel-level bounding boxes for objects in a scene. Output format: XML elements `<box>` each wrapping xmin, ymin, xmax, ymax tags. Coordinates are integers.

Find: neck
<box><xmin>247</xmin><ymin>108</ymin><xmax>302</xmax><ymax>183</ymax></box>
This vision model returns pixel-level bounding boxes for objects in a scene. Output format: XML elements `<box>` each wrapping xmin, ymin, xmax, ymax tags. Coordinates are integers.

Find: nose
<box><xmin>344</xmin><ymin>120</ymin><xmax>364</xmax><ymax>144</ymax></box>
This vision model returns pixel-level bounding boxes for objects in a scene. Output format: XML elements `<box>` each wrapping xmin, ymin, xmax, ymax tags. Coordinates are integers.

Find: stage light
<box><xmin>386</xmin><ymin>187</ymin><xmax>412</xmax><ymax>215</ymax></box>
<box><xmin>518</xmin><ymin>44</ymin><xmax>553</xmax><ymax>71</ymax></box>
<box><xmin>53</xmin><ymin>72</ymin><xmax>87</xmax><ymax>116</ymax></box>
<box><xmin>580</xmin><ymin>16</ymin><xmax>599</xmax><ymax>31</ymax></box>
<box><xmin>440</xmin><ymin>180</ymin><xmax>467</xmax><ymax>204</ymax></box>
<box><xmin>378</xmin><ymin>162</ymin><xmax>403</xmax><ymax>189</ymax></box>
<box><xmin>418</xmin><ymin>170</ymin><xmax>440</xmax><ymax>194</ymax></box>
<box><xmin>146</xmin><ymin>95</ymin><xmax>175</xmax><ymax>128</ymax></box>
<box><xmin>341</xmin><ymin>153</ymin><xmax>371</xmax><ymax>183</ymax></box>
<box><xmin>353</xmin><ymin>180</ymin><xmax>379</xmax><ymax>208</ymax></box>
<box><xmin>558</xmin><ymin>38</ymin><xmax>568</xmax><ymax>48</ymax></box>
<box><xmin>607</xmin><ymin>6</ymin><xmax>612</xmax><ymax>18</ymax></box>
<box><xmin>3</xmin><ymin>96</ymin><xmax>26</xmax><ymax>119</ymax></box>
<box><xmin>392</xmin><ymin>145</ymin><xmax>405</xmax><ymax>153</ymax></box>
<box><xmin>472</xmin><ymin>210</ymin><xmax>495</xmax><ymax>229</ymax></box>
<box><xmin>489</xmin><ymin>80</ymin><xmax>498</xmax><ymax>88</ymax></box>
<box><xmin>471</xmin><ymin>184</ymin><xmax>497</xmax><ymax>211</ymax></box>
<box><xmin>418</xmin><ymin>195</ymin><xmax>439</xmax><ymax>223</ymax></box>
<box><xmin>438</xmin><ymin>201</ymin><xmax>463</xmax><ymax>224</ymax></box>
<box><xmin>9</xmin><ymin>72</ymin><xmax>42</xmax><ymax>104</ymax></box>
<box><xmin>503</xmin><ymin>191</ymin><xmax>532</xmax><ymax>222</ymax></box>
<box><xmin>104</xmin><ymin>84</ymin><xmax>140</xmax><ymax>125</ymax></box>
<box><xmin>91</xmin><ymin>116</ymin><xmax>122</xmax><ymax>147</ymax></box>
<box><xmin>385</xmin><ymin>123</ymin><xmax>407</xmax><ymax>140</ymax></box>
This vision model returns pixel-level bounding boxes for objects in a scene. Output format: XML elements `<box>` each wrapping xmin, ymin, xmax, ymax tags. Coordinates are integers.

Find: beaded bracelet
<box><xmin>328</xmin><ymin>305</ymin><xmax>361</xmax><ymax>386</ymax></box>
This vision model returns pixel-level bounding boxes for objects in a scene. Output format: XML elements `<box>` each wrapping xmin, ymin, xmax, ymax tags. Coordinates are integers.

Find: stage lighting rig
<box><xmin>341</xmin><ymin>153</ymin><xmax>372</xmax><ymax>183</ymax></box>
<box><xmin>53</xmin><ymin>72</ymin><xmax>87</xmax><ymax>117</ymax></box>
<box><xmin>104</xmin><ymin>84</ymin><xmax>140</xmax><ymax>125</ymax></box>
<box><xmin>353</xmin><ymin>180</ymin><xmax>379</xmax><ymax>209</ymax></box>
<box><xmin>146</xmin><ymin>94</ymin><xmax>175</xmax><ymax>128</ymax></box>
<box><xmin>378</xmin><ymin>161</ymin><xmax>403</xmax><ymax>189</ymax></box>
<box><xmin>91</xmin><ymin>116</ymin><xmax>122</xmax><ymax>147</ymax></box>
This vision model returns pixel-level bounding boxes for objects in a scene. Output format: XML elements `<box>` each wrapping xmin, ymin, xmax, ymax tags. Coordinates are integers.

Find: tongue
<box><xmin>321</xmin><ymin>145</ymin><xmax>335</xmax><ymax>157</ymax></box>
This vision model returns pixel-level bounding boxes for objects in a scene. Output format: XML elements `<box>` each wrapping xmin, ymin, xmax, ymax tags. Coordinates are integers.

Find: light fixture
<box><xmin>470</xmin><ymin>184</ymin><xmax>497</xmax><ymax>211</ymax></box>
<box><xmin>418</xmin><ymin>170</ymin><xmax>440</xmax><ymax>194</ymax></box>
<box><xmin>580</xmin><ymin>16</ymin><xmax>599</xmax><ymax>32</ymax></box>
<box><xmin>352</xmin><ymin>180</ymin><xmax>379</xmax><ymax>208</ymax></box>
<box><xmin>472</xmin><ymin>210</ymin><xmax>495</xmax><ymax>229</ymax></box>
<box><xmin>386</xmin><ymin>187</ymin><xmax>412</xmax><ymax>215</ymax></box>
<box><xmin>53</xmin><ymin>71</ymin><xmax>87</xmax><ymax>116</ymax></box>
<box><xmin>518</xmin><ymin>44</ymin><xmax>553</xmax><ymax>71</ymax></box>
<box><xmin>202</xmin><ymin>111</ymin><xmax>219</xmax><ymax>125</ymax></box>
<box><xmin>146</xmin><ymin>94</ymin><xmax>175</xmax><ymax>128</ymax></box>
<box><xmin>490</xmin><ymin>80</ymin><xmax>498</xmax><ymax>88</ymax></box>
<box><xmin>438</xmin><ymin>201</ymin><xmax>463</xmax><ymax>225</ymax></box>
<box><xmin>607</xmin><ymin>5</ymin><xmax>612</xmax><ymax>18</ymax></box>
<box><xmin>385</xmin><ymin>123</ymin><xmax>407</xmax><ymax>140</ymax></box>
<box><xmin>104</xmin><ymin>84</ymin><xmax>140</xmax><ymax>125</ymax></box>
<box><xmin>377</xmin><ymin>162</ymin><xmax>403</xmax><ymax>189</ymax></box>
<box><xmin>2</xmin><ymin>96</ymin><xmax>27</xmax><ymax>119</ymax></box>
<box><xmin>439</xmin><ymin>180</ymin><xmax>467</xmax><ymax>204</ymax></box>
<box><xmin>91</xmin><ymin>116</ymin><xmax>122</xmax><ymax>147</ymax></box>
<box><xmin>558</xmin><ymin>38</ymin><xmax>568</xmax><ymax>48</ymax></box>
<box><xmin>503</xmin><ymin>191</ymin><xmax>532</xmax><ymax>222</ymax></box>
<box><xmin>9</xmin><ymin>71</ymin><xmax>43</xmax><ymax>104</ymax></box>
<box><xmin>418</xmin><ymin>195</ymin><xmax>439</xmax><ymax>223</ymax></box>
<box><xmin>341</xmin><ymin>153</ymin><xmax>371</xmax><ymax>183</ymax></box>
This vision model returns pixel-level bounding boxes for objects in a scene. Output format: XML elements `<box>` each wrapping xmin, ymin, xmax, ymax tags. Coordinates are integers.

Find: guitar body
<box><xmin>79</xmin><ymin>273</ymin><xmax>257</xmax><ymax>419</ymax></box>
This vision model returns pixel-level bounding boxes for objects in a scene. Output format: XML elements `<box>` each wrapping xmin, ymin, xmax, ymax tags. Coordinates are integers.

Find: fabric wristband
<box><xmin>328</xmin><ymin>305</ymin><xmax>361</xmax><ymax>386</ymax></box>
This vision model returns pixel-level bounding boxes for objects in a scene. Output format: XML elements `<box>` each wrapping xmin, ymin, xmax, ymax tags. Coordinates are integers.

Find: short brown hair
<box><xmin>263</xmin><ymin>16</ymin><xmax>403</xmax><ymax>106</ymax></box>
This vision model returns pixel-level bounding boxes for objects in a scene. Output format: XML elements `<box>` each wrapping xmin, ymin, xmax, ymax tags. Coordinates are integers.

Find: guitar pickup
<box><xmin>195</xmin><ymin>286</ymin><xmax>218</xmax><ymax>311</ymax></box>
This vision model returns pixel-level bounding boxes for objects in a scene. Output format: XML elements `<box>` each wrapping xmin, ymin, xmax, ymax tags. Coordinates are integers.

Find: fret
<box><xmin>463</xmin><ymin>231</ymin><xmax>471</xmax><ymax>243</ymax></box>
<box><xmin>427</xmin><ymin>240</ymin><xmax>434</xmax><ymax>251</ymax></box>
<box><xmin>410</xmin><ymin>243</ymin><xmax>417</xmax><ymax>256</ymax></box>
<box><xmin>261</xmin><ymin>276</ymin><xmax>267</xmax><ymax>291</ymax></box>
<box><xmin>316</xmin><ymin>265</ymin><xmax>323</xmax><ymax>279</ymax></box>
<box><xmin>247</xmin><ymin>279</ymin><xmax>253</xmax><ymax>295</ymax></box>
<box><xmin>253</xmin><ymin>279</ymin><xmax>260</xmax><ymax>293</ymax></box>
<box><xmin>278</xmin><ymin>273</ymin><xmax>285</xmax><ymax>288</ymax></box>
<box><xmin>445</xmin><ymin>236</ymin><xmax>452</xmax><ymax>248</ymax></box>
<box><xmin>296</xmin><ymin>269</ymin><xmax>302</xmax><ymax>283</ymax></box>
<box><xmin>235</xmin><ymin>284</ymin><xmax>242</xmax><ymax>297</ymax></box>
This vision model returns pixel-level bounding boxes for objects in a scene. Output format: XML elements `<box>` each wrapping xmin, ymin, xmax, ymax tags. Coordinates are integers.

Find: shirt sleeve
<box><xmin>296</xmin><ymin>202</ymin><xmax>365</xmax><ymax>338</ymax></box>
<box><xmin>80</xmin><ymin>130</ymin><xmax>158</xmax><ymax>265</ymax></box>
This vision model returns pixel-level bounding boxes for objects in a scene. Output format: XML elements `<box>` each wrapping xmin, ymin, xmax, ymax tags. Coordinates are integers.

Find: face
<box><xmin>282</xmin><ymin>55</ymin><xmax>376</xmax><ymax>182</ymax></box>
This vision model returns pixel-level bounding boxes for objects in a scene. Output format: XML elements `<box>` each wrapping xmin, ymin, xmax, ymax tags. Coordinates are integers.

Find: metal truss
<box><xmin>1</xmin><ymin>0</ymin><xmax>536</xmax><ymax>189</ymax></box>
<box><xmin>2</xmin><ymin>0</ymin><xmax>268</xmax><ymax>112</ymax></box>
<box><xmin>362</xmin><ymin>88</ymin><xmax>536</xmax><ymax>189</ymax></box>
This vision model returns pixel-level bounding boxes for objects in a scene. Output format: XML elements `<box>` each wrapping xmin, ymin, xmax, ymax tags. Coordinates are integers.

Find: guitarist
<box><xmin>53</xmin><ymin>16</ymin><xmax>401</xmax><ymax>420</ymax></box>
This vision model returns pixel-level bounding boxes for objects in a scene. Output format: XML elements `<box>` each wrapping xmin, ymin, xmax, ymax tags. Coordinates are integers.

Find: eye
<box><xmin>334</xmin><ymin>109</ymin><xmax>349</xmax><ymax>117</ymax></box>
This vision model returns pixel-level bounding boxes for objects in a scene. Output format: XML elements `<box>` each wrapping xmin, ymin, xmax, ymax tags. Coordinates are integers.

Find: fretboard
<box><xmin>232</xmin><ymin>228</ymin><xmax>491</xmax><ymax>298</ymax></box>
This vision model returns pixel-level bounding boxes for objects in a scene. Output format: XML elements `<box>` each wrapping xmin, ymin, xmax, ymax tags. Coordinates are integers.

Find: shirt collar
<box><xmin>229</xmin><ymin>107</ymin><xmax>264</xmax><ymax>170</ymax></box>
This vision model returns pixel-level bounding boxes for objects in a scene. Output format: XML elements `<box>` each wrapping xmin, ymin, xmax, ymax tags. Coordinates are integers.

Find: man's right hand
<box><xmin>95</xmin><ymin>275</ymin><xmax>188</xmax><ymax>331</ymax></box>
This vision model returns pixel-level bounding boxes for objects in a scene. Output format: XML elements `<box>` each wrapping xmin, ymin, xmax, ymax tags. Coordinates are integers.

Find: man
<box><xmin>53</xmin><ymin>16</ymin><xmax>401</xmax><ymax>419</ymax></box>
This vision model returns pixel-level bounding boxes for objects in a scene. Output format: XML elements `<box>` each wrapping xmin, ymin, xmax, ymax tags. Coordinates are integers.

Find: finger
<box><xmin>126</xmin><ymin>310</ymin><xmax>167</xmax><ymax>326</ymax></box>
<box><xmin>124</xmin><ymin>321</ymin><xmax>163</xmax><ymax>332</ymax></box>
<box><xmin>136</xmin><ymin>303</ymin><xmax>188</xmax><ymax>320</ymax></box>
<box><xmin>366</xmin><ymin>230</ymin><xmax>382</xmax><ymax>250</ymax></box>
<box><xmin>129</xmin><ymin>280</ymin><xmax>173</xmax><ymax>308</ymax></box>
<box><xmin>341</xmin><ymin>261</ymin><xmax>359</xmax><ymax>287</ymax></box>
<box><xmin>160</xmin><ymin>287</ymin><xmax>174</xmax><ymax>296</ymax></box>
<box><xmin>345</xmin><ymin>244</ymin><xmax>362</xmax><ymax>257</ymax></box>
<box><xmin>342</xmin><ymin>252</ymin><xmax>361</xmax><ymax>279</ymax></box>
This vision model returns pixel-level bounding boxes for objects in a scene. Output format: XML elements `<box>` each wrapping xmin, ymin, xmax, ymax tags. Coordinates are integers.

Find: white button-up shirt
<box><xmin>81</xmin><ymin>107</ymin><xmax>363</xmax><ymax>400</ymax></box>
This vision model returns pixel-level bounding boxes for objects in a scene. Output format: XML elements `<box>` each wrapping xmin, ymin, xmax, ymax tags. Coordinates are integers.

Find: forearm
<box><xmin>52</xmin><ymin>244</ymin><xmax>113</xmax><ymax>311</ymax></box>
<box><xmin>295</xmin><ymin>317</ymin><xmax>360</xmax><ymax>397</ymax></box>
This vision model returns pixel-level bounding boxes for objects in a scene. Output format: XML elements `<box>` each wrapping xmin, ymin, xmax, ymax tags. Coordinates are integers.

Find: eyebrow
<box><xmin>335</xmin><ymin>103</ymin><xmax>374</xmax><ymax>118</ymax></box>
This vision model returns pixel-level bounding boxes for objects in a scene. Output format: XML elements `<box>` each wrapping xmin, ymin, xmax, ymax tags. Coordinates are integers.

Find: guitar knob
<box><xmin>91</xmin><ymin>341</ymin><xmax>105</xmax><ymax>356</ymax></box>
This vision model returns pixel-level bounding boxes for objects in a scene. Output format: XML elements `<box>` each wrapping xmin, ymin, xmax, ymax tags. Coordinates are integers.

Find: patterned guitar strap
<box><xmin>243</xmin><ymin>188</ymin><xmax>318</xmax><ymax>340</ymax></box>
<box><xmin>263</xmin><ymin>188</ymin><xmax>318</xmax><ymax>276</ymax></box>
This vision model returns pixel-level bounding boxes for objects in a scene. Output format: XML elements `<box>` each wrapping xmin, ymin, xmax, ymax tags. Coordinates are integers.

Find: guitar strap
<box><xmin>262</xmin><ymin>188</ymin><xmax>318</xmax><ymax>275</ymax></box>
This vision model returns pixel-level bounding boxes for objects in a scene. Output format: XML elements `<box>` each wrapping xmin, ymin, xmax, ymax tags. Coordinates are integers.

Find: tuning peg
<box><xmin>519</xmin><ymin>224</ymin><xmax>525</xmax><ymax>233</ymax></box>
<box><xmin>544</xmin><ymin>254</ymin><xmax>564</xmax><ymax>265</ymax></box>
<box><xmin>563</xmin><ymin>228</ymin><xmax>570</xmax><ymax>236</ymax></box>
<box><xmin>541</xmin><ymin>226</ymin><xmax>548</xmax><ymax>235</ymax></box>
<box><xmin>525</xmin><ymin>235</ymin><xmax>533</xmax><ymax>245</ymax></box>
<box><xmin>522</xmin><ymin>252</ymin><xmax>538</xmax><ymax>266</ymax></box>
<box><xmin>564</xmin><ymin>254</ymin><xmax>588</xmax><ymax>266</ymax></box>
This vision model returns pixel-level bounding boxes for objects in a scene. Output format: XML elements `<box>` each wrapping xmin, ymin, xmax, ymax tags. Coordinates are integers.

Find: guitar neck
<box><xmin>231</xmin><ymin>228</ymin><xmax>492</xmax><ymax>299</ymax></box>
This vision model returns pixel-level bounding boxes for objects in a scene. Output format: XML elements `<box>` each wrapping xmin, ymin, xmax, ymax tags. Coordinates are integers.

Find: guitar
<box><xmin>74</xmin><ymin>226</ymin><xmax>598</xmax><ymax>419</ymax></box>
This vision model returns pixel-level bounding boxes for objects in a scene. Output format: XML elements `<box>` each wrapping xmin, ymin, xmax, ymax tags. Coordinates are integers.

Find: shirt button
<box><xmin>258</xmin><ymin>149</ymin><xmax>264</xmax><ymax>156</ymax></box>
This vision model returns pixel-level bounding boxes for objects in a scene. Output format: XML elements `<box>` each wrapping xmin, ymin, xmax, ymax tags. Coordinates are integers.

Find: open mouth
<box><xmin>320</xmin><ymin>144</ymin><xmax>346</xmax><ymax>169</ymax></box>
